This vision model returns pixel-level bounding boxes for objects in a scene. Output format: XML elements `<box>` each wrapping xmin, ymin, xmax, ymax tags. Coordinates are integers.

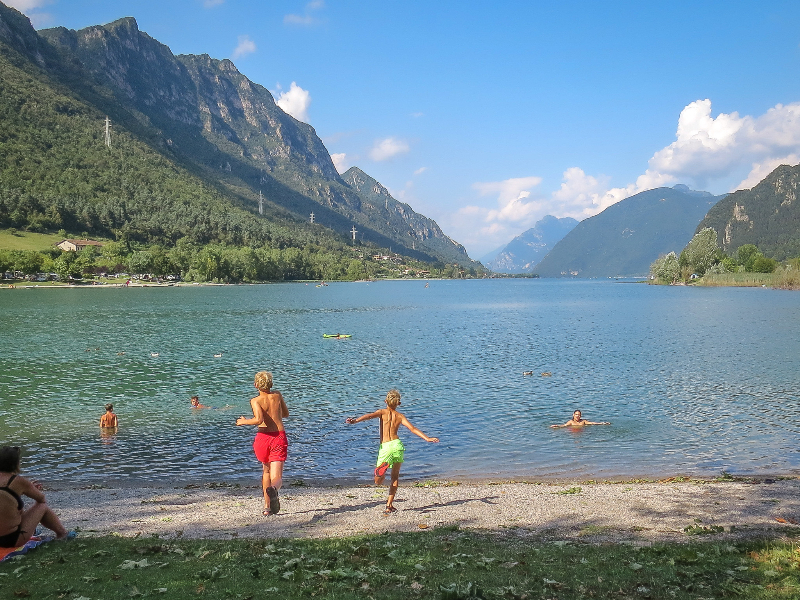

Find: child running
<box><xmin>236</xmin><ymin>372</ymin><xmax>289</xmax><ymax>516</ymax></box>
<box><xmin>346</xmin><ymin>389</ymin><xmax>439</xmax><ymax>515</ymax></box>
<box><xmin>550</xmin><ymin>409</ymin><xmax>610</xmax><ymax>428</ymax></box>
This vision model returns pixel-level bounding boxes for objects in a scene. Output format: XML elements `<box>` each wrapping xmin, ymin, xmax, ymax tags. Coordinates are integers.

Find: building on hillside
<box><xmin>56</xmin><ymin>239</ymin><xmax>104</xmax><ymax>252</ymax></box>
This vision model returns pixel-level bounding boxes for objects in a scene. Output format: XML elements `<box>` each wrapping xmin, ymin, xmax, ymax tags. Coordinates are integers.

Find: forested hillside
<box><xmin>534</xmin><ymin>186</ymin><xmax>724</xmax><ymax>278</ymax></box>
<box><xmin>0</xmin><ymin>2</ymin><xmax>477</xmax><ymax>274</ymax></box>
<box><xmin>696</xmin><ymin>163</ymin><xmax>800</xmax><ymax>260</ymax></box>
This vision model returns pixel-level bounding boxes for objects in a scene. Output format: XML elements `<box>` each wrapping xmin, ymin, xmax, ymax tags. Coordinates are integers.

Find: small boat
<box><xmin>323</xmin><ymin>334</ymin><xmax>351</xmax><ymax>339</ymax></box>
<box><xmin>214</xmin><ymin>353</ymin><xmax>223</xmax><ymax>358</ymax></box>
<box><xmin>150</xmin><ymin>352</ymin><xmax>160</xmax><ymax>357</ymax></box>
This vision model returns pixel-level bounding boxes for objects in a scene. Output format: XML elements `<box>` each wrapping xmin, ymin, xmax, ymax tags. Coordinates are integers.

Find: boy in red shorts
<box><xmin>236</xmin><ymin>371</ymin><xmax>289</xmax><ymax>516</ymax></box>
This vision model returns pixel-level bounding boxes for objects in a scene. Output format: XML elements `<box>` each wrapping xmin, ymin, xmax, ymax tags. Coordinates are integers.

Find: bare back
<box><xmin>251</xmin><ymin>389</ymin><xmax>288</xmax><ymax>432</ymax></box>
<box><xmin>379</xmin><ymin>408</ymin><xmax>405</xmax><ymax>443</ymax></box>
<box><xmin>99</xmin><ymin>412</ymin><xmax>117</xmax><ymax>428</ymax></box>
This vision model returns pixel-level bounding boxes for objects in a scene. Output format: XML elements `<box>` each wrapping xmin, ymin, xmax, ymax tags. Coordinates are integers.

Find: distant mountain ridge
<box><xmin>696</xmin><ymin>163</ymin><xmax>800</xmax><ymax>260</ymax></box>
<box><xmin>341</xmin><ymin>167</ymin><xmax>468</xmax><ymax>260</ymax></box>
<box><xmin>534</xmin><ymin>185</ymin><xmax>725</xmax><ymax>277</ymax></box>
<box><xmin>485</xmin><ymin>215</ymin><xmax>578</xmax><ymax>273</ymax></box>
<box><xmin>0</xmin><ymin>4</ymin><xmax>474</xmax><ymax>266</ymax></box>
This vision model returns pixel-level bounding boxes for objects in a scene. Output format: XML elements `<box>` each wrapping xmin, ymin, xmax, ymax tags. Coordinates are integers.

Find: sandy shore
<box><xmin>45</xmin><ymin>477</ymin><xmax>800</xmax><ymax>543</ymax></box>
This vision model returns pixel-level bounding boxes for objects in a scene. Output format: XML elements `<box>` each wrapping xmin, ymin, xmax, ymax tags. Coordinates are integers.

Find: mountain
<box><xmin>485</xmin><ymin>215</ymin><xmax>578</xmax><ymax>273</ymax></box>
<box><xmin>533</xmin><ymin>185</ymin><xmax>725</xmax><ymax>278</ymax></box>
<box><xmin>479</xmin><ymin>244</ymin><xmax>505</xmax><ymax>265</ymax></box>
<box><xmin>341</xmin><ymin>167</ymin><xmax>469</xmax><ymax>263</ymax></box>
<box><xmin>695</xmin><ymin>163</ymin><xmax>800</xmax><ymax>260</ymax></box>
<box><xmin>0</xmin><ymin>4</ymin><xmax>475</xmax><ymax>266</ymax></box>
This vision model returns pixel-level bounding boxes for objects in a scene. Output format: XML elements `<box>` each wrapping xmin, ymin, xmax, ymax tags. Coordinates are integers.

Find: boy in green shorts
<box><xmin>346</xmin><ymin>389</ymin><xmax>439</xmax><ymax>514</ymax></box>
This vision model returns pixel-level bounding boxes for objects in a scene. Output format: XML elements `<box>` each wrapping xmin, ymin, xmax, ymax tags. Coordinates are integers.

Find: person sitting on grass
<box><xmin>99</xmin><ymin>403</ymin><xmax>118</xmax><ymax>428</ymax></box>
<box><xmin>345</xmin><ymin>389</ymin><xmax>439</xmax><ymax>515</ymax></box>
<box><xmin>0</xmin><ymin>446</ymin><xmax>74</xmax><ymax>548</ymax></box>
<box><xmin>550</xmin><ymin>409</ymin><xmax>611</xmax><ymax>428</ymax></box>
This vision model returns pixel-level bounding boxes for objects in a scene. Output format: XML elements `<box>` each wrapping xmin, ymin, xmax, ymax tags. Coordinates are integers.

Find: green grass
<box><xmin>2</xmin><ymin>530</ymin><xmax>799</xmax><ymax>599</ymax></box>
<box><xmin>698</xmin><ymin>272</ymin><xmax>776</xmax><ymax>287</ymax></box>
<box><xmin>0</xmin><ymin>230</ymin><xmax>66</xmax><ymax>251</ymax></box>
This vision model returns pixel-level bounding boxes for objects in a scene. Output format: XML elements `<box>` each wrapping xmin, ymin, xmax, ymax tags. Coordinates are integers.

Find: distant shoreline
<box><xmin>0</xmin><ymin>278</ymin><xmax>449</xmax><ymax>289</ymax></box>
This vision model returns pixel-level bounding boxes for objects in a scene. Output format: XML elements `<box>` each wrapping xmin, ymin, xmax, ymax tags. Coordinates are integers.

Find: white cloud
<box><xmin>446</xmin><ymin>176</ymin><xmax>544</xmax><ymax>251</ymax></box>
<box><xmin>5</xmin><ymin>0</ymin><xmax>52</xmax><ymax>26</ymax></box>
<box><xmin>549</xmin><ymin>99</ymin><xmax>800</xmax><ymax>220</ymax></box>
<box><xmin>203</xmin><ymin>0</ymin><xmax>224</xmax><ymax>7</ymax></box>
<box><xmin>646</xmin><ymin>99</ymin><xmax>800</xmax><ymax>190</ymax></box>
<box><xmin>284</xmin><ymin>0</ymin><xmax>324</xmax><ymax>25</ymax></box>
<box><xmin>410</xmin><ymin>112</ymin><xmax>424</xmax><ymax>118</ymax></box>
<box><xmin>413</xmin><ymin>167</ymin><xmax>428</xmax><ymax>176</ymax></box>
<box><xmin>330</xmin><ymin>153</ymin><xmax>349</xmax><ymax>173</ymax></box>
<box><xmin>4</xmin><ymin>0</ymin><xmax>48</xmax><ymax>10</ymax></box>
<box><xmin>369</xmin><ymin>137</ymin><xmax>410</xmax><ymax>161</ymax></box>
<box><xmin>231</xmin><ymin>35</ymin><xmax>256</xmax><ymax>59</ymax></box>
<box><xmin>737</xmin><ymin>154</ymin><xmax>800</xmax><ymax>190</ymax></box>
<box><xmin>447</xmin><ymin>99</ymin><xmax>800</xmax><ymax>258</ymax></box>
<box><xmin>472</xmin><ymin>177</ymin><xmax>542</xmax><ymax>209</ymax></box>
<box><xmin>276</xmin><ymin>82</ymin><xmax>311</xmax><ymax>122</ymax></box>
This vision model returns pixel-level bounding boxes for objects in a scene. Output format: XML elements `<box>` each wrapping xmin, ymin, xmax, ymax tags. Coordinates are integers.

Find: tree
<box><xmin>650</xmin><ymin>251</ymin><xmax>680</xmax><ymax>284</ymax></box>
<box><xmin>751</xmin><ymin>255</ymin><xmax>778</xmax><ymax>273</ymax></box>
<box><xmin>679</xmin><ymin>228</ymin><xmax>720</xmax><ymax>276</ymax></box>
<box><xmin>13</xmin><ymin>251</ymin><xmax>44</xmax><ymax>275</ymax></box>
<box><xmin>127</xmin><ymin>250</ymin><xmax>154</xmax><ymax>275</ymax></box>
<box><xmin>53</xmin><ymin>251</ymin><xmax>81</xmax><ymax>281</ymax></box>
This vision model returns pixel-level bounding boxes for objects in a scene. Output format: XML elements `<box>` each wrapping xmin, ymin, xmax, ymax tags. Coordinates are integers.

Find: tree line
<box><xmin>0</xmin><ymin>238</ymin><xmax>475</xmax><ymax>283</ymax></box>
<box><xmin>649</xmin><ymin>228</ymin><xmax>793</xmax><ymax>284</ymax></box>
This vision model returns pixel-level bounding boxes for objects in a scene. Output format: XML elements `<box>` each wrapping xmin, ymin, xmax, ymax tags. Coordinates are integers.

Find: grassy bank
<box><xmin>2</xmin><ymin>529</ymin><xmax>799</xmax><ymax>599</ymax></box>
<box><xmin>0</xmin><ymin>230</ymin><xmax>65</xmax><ymax>251</ymax></box>
<box><xmin>695</xmin><ymin>267</ymin><xmax>800</xmax><ymax>289</ymax></box>
<box><xmin>697</xmin><ymin>272</ymin><xmax>776</xmax><ymax>287</ymax></box>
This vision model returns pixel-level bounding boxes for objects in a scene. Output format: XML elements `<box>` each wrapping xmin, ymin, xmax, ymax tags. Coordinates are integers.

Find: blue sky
<box><xmin>9</xmin><ymin>1</ymin><xmax>800</xmax><ymax>257</ymax></box>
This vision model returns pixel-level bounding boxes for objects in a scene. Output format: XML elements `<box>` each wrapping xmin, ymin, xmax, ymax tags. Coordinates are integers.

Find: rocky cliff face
<box><xmin>24</xmin><ymin>13</ymin><xmax>475</xmax><ymax>265</ymax></box>
<box><xmin>697</xmin><ymin>163</ymin><xmax>800</xmax><ymax>260</ymax></box>
<box><xmin>342</xmin><ymin>167</ymin><xmax>471</xmax><ymax>263</ymax></box>
<box><xmin>39</xmin><ymin>18</ymin><xmax>339</xmax><ymax>183</ymax></box>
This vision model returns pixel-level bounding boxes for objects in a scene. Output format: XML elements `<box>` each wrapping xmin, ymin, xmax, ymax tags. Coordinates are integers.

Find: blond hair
<box><xmin>255</xmin><ymin>371</ymin><xmax>273</xmax><ymax>391</ymax></box>
<box><xmin>386</xmin><ymin>388</ymin><xmax>401</xmax><ymax>409</ymax></box>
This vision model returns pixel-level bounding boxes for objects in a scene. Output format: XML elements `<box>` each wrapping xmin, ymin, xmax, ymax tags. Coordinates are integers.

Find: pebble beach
<box><xmin>46</xmin><ymin>477</ymin><xmax>800</xmax><ymax>543</ymax></box>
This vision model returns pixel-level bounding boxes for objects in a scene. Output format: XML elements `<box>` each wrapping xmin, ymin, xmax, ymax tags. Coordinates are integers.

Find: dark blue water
<box><xmin>0</xmin><ymin>280</ymin><xmax>797</xmax><ymax>484</ymax></box>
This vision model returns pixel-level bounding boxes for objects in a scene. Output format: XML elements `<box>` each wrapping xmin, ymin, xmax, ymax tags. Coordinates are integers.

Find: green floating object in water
<box><xmin>322</xmin><ymin>334</ymin><xmax>351</xmax><ymax>338</ymax></box>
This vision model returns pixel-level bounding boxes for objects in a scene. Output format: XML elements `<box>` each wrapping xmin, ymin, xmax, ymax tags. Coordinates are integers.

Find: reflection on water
<box><xmin>0</xmin><ymin>280</ymin><xmax>798</xmax><ymax>484</ymax></box>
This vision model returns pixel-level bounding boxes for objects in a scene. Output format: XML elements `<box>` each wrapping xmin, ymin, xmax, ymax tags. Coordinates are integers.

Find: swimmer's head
<box><xmin>386</xmin><ymin>389</ymin><xmax>401</xmax><ymax>409</ymax></box>
<box><xmin>573</xmin><ymin>410</ymin><xmax>582</xmax><ymax>420</ymax></box>
<box><xmin>0</xmin><ymin>446</ymin><xmax>21</xmax><ymax>473</ymax></box>
<box><xmin>190</xmin><ymin>395</ymin><xmax>200</xmax><ymax>406</ymax></box>
<box><xmin>255</xmin><ymin>371</ymin><xmax>273</xmax><ymax>391</ymax></box>
<box><xmin>105</xmin><ymin>403</ymin><xmax>114</xmax><ymax>412</ymax></box>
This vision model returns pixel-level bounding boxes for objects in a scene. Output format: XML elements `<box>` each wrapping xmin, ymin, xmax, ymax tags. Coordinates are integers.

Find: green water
<box><xmin>0</xmin><ymin>279</ymin><xmax>798</xmax><ymax>484</ymax></box>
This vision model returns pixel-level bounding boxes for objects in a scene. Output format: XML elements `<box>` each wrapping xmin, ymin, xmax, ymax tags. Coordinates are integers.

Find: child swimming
<box><xmin>550</xmin><ymin>409</ymin><xmax>610</xmax><ymax>428</ymax></box>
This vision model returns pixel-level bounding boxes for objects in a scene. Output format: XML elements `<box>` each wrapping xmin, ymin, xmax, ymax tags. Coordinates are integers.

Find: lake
<box><xmin>0</xmin><ymin>279</ymin><xmax>798</xmax><ymax>485</ymax></box>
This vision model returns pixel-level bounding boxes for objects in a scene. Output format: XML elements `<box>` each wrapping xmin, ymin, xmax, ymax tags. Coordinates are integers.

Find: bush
<box><xmin>751</xmin><ymin>255</ymin><xmax>778</xmax><ymax>273</ymax></box>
